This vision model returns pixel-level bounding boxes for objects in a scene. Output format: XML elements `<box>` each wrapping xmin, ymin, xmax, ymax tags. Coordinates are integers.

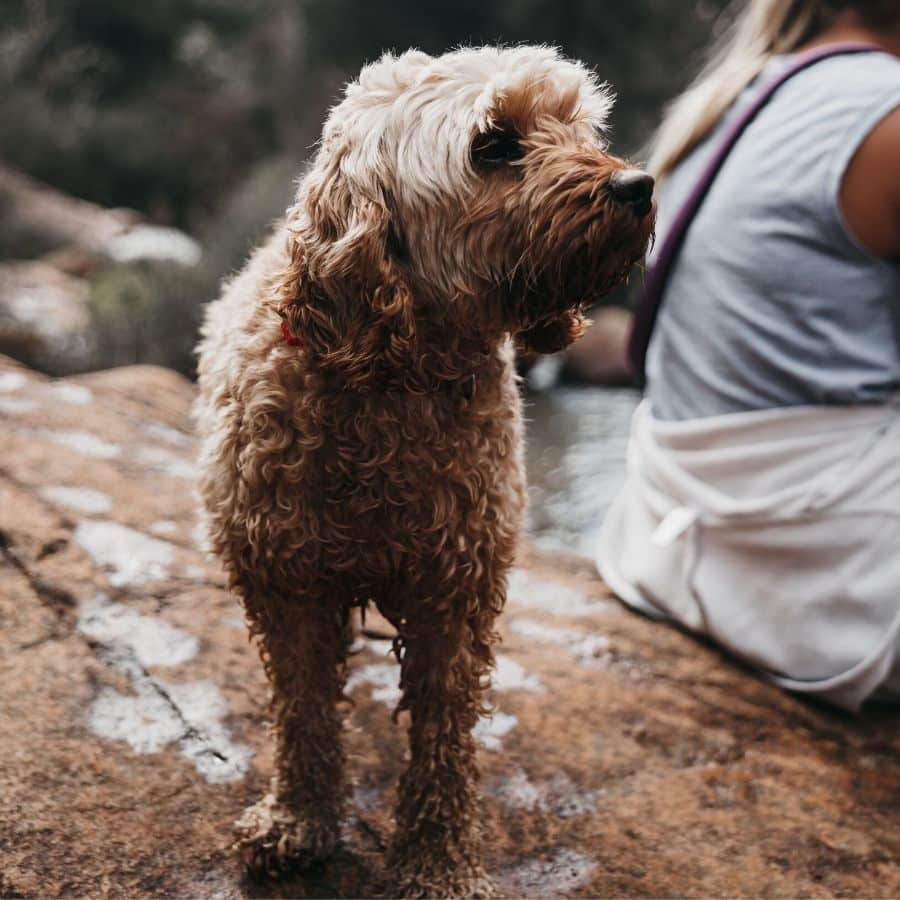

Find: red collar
<box><xmin>281</xmin><ymin>320</ymin><xmax>303</xmax><ymax>347</ymax></box>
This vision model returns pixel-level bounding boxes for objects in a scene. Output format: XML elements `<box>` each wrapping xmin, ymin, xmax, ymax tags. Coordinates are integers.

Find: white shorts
<box><xmin>597</xmin><ymin>399</ymin><xmax>900</xmax><ymax>711</ymax></box>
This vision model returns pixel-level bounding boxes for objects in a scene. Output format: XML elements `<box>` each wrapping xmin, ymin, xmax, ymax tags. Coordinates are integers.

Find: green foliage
<box><xmin>198</xmin><ymin>154</ymin><xmax>298</xmax><ymax>281</ymax></box>
<box><xmin>1</xmin><ymin>0</ymin><xmax>731</xmax><ymax>377</ymax></box>
<box><xmin>86</xmin><ymin>260</ymin><xmax>215</xmax><ymax>375</ymax></box>
<box><xmin>1</xmin><ymin>0</ymin><xmax>730</xmax><ymax>229</ymax></box>
<box><xmin>0</xmin><ymin>0</ymin><xmax>300</xmax><ymax>229</ymax></box>
<box><xmin>84</xmin><ymin>153</ymin><xmax>296</xmax><ymax>376</ymax></box>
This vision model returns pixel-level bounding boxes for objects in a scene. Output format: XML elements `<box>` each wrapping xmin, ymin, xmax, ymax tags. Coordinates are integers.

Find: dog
<box><xmin>195</xmin><ymin>44</ymin><xmax>654</xmax><ymax>898</ymax></box>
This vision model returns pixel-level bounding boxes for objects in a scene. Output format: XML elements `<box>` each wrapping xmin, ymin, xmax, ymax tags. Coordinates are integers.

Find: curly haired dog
<box><xmin>195</xmin><ymin>45</ymin><xmax>654</xmax><ymax>898</ymax></box>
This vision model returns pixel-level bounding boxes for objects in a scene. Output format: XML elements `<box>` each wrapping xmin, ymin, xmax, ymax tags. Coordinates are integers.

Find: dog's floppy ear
<box><xmin>272</xmin><ymin>148</ymin><xmax>415</xmax><ymax>381</ymax></box>
<box><xmin>515</xmin><ymin>309</ymin><xmax>587</xmax><ymax>355</ymax></box>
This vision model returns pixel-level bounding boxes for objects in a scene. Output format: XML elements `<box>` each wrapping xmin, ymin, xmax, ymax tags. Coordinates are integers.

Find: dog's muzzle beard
<box><xmin>479</xmin><ymin>140</ymin><xmax>655</xmax><ymax>355</ymax></box>
<box><xmin>506</xmin><ymin>186</ymin><xmax>655</xmax><ymax>355</ymax></box>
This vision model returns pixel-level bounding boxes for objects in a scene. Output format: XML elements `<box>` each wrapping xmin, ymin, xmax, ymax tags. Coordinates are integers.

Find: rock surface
<box><xmin>0</xmin><ymin>164</ymin><xmax>201</xmax><ymax>267</ymax></box>
<box><xmin>0</xmin><ymin>261</ymin><xmax>94</xmax><ymax>374</ymax></box>
<box><xmin>0</xmin><ymin>164</ymin><xmax>202</xmax><ymax>376</ymax></box>
<box><xmin>0</xmin><ymin>354</ymin><xmax>897</xmax><ymax>899</ymax></box>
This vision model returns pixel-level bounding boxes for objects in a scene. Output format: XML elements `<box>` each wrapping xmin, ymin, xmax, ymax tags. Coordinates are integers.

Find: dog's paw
<box><xmin>233</xmin><ymin>793</ymin><xmax>337</xmax><ymax>878</ymax></box>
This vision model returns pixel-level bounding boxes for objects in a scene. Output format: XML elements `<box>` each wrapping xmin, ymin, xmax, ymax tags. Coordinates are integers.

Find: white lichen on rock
<box><xmin>493</xmin><ymin>654</ymin><xmax>544</xmax><ymax>693</ymax></box>
<box><xmin>107</xmin><ymin>224</ymin><xmax>202</xmax><ymax>267</ymax></box>
<box><xmin>45</xmin><ymin>382</ymin><xmax>93</xmax><ymax>405</ymax></box>
<box><xmin>507</xmin><ymin>569</ymin><xmax>604</xmax><ymax>618</ymax></box>
<box><xmin>74</xmin><ymin>520</ymin><xmax>174</xmax><ymax>586</ymax></box>
<box><xmin>500</xmin><ymin>848</ymin><xmax>597</xmax><ymax>897</ymax></box>
<box><xmin>346</xmin><ymin>661</ymin><xmax>402</xmax><ymax>707</ymax></box>
<box><xmin>507</xmin><ymin>618</ymin><xmax>612</xmax><ymax>666</ymax></box>
<box><xmin>473</xmin><ymin>710</ymin><xmax>518</xmax><ymax>750</ymax></box>
<box><xmin>42</xmin><ymin>429</ymin><xmax>121</xmax><ymax>460</ymax></box>
<box><xmin>41</xmin><ymin>485</ymin><xmax>112</xmax><ymax>515</ymax></box>
<box><xmin>78</xmin><ymin>594</ymin><xmax>197</xmax><ymax>667</ymax></box>
<box><xmin>149</xmin><ymin>519</ymin><xmax>178</xmax><ymax>536</ymax></box>
<box><xmin>0</xmin><ymin>371</ymin><xmax>28</xmax><ymax>392</ymax></box>
<box><xmin>89</xmin><ymin>672</ymin><xmax>250</xmax><ymax>784</ymax></box>
<box><xmin>137</xmin><ymin>445</ymin><xmax>196</xmax><ymax>480</ymax></box>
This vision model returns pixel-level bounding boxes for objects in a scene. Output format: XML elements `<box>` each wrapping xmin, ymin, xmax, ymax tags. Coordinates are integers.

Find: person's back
<box><xmin>597</xmin><ymin>0</ymin><xmax>900</xmax><ymax>710</ymax></box>
<box><xmin>647</xmin><ymin>51</ymin><xmax>900</xmax><ymax>419</ymax></box>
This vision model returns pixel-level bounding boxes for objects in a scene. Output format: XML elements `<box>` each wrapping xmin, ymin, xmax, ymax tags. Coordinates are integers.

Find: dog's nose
<box><xmin>609</xmin><ymin>169</ymin><xmax>655</xmax><ymax>216</ymax></box>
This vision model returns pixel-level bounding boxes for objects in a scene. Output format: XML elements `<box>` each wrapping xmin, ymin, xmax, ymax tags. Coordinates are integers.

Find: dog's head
<box><xmin>274</xmin><ymin>45</ymin><xmax>654</xmax><ymax>374</ymax></box>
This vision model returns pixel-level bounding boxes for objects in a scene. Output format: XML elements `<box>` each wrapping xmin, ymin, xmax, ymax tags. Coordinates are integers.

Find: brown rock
<box><xmin>0</xmin><ymin>164</ymin><xmax>199</xmax><ymax>266</ymax></box>
<box><xmin>0</xmin><ymin>261</ymin><xmax>94</xmax><ymax>374</ymax></box>
<box><xmin>0</xmin><ymin>354</ymin><xmax>897</xmax><ymax>898</ymax></box>
<box><xmin>0</xmin><ymin>164</ymin><xmax>139</xmax><ymax>257</ymax></box>
<box><xmin>0</xmin><ymin>164</ymin><xmax>202</xmax><ymax>376</ymax></box>
<box><xmin>562</xmin><ymin>305</ymin><xmax>634</xmax><ymax>385</ymax></box>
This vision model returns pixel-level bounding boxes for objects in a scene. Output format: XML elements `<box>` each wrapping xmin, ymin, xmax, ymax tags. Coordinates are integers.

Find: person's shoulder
<box><xmin>813</xmin><ymin>50</ymin><xmax>900</xmax><ymax>92</ymax></box>
<box><xmin>779</xmin><ymin>50</ymin><xmax>900</xmax><ymax>127</ymax></box>
<box><xmin>840</xmin><ymin>102</ymin><xmax>900</xmax><ymax>259</ymax></box>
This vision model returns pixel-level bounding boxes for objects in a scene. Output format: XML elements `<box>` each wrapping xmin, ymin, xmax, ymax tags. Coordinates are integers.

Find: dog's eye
<box><xmin>471</xmin><ymin>129</ymin><xmax>524</xmax><ymax>167</ymax></box>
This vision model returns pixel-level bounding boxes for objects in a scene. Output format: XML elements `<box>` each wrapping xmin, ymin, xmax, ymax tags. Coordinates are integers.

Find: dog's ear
<box><xmin>515</xmin><ymin>309</ymin><xmax>587</xmax><ymax>355</ymax></box>
<box><xmin>272</xmin><ymin>150</ymin><xmax>415</xmax><ymax>378</ymax></box>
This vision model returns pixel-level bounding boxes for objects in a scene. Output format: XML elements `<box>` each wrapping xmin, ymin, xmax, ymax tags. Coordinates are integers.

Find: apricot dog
<box><xmin>196</xmin><ymin>45</ymin><xmax>654</xmax><ymax>898</ymax></box>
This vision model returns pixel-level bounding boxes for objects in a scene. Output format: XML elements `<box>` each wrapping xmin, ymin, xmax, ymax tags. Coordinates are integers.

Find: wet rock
<box><xmin>0</xmin><ymin>260</ymin><xmax>94</xmax><ymax>374</ymax></box>
<box><xmin>0</xmin><ymin>354</ymin><xmax>897</xmax><ymax>898</ymax></box>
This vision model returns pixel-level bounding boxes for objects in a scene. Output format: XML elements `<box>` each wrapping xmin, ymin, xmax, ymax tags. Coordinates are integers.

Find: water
<box><xmin>523</xmin><ymin>386</ymin><xmax>640</xmax><ymax>558</ymax></box>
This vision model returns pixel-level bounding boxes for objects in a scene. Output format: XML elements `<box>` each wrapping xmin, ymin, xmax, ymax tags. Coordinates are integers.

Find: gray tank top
<box><xmin>646</xmin><ymin>51</ymin><xmax>900</xmax><ymax>421</ymax></box>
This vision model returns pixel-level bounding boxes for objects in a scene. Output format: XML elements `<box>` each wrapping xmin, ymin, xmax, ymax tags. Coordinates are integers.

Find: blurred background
<box><xmin>0</xmin><ymin>0</ymin><xmax>729</xmax><ymax>552</ymax></box>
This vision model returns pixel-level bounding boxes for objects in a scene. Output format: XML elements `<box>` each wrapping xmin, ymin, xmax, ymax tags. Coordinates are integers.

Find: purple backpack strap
<box><xmin>627</xmin><ymin>42</ymin><xmax>884</xmax><ymax>385</ymax></box>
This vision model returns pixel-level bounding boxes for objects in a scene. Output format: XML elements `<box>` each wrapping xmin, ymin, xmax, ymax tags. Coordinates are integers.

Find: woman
<box><xmin>597</xmin><ymin>0</ymin><xmax>900</xmax><ymax>710</ymax></box>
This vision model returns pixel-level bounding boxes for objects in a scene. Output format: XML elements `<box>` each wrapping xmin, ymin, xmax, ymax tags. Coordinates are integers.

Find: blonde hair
<box><xmin>649</xmin><ymin>0</ymin><xmax>895</xmax><ymax>180</ymax></box>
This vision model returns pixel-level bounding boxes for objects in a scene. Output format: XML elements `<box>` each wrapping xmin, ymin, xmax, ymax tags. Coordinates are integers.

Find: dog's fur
<box><xmin>195</xmin><ymin>45</ymin><xmax>653</xmax><ymax>898</ymax></box>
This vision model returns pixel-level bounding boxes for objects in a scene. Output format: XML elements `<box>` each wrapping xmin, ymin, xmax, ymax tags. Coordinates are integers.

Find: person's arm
<box><xmin>839</xmin><ymin>104</ymin><xmax>900</xmax><ymax>261</ymax></box>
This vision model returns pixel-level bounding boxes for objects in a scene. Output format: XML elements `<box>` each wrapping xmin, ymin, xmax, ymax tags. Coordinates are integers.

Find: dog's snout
<box><xmin>609</xmin><ymin>169</ymin><xmax>655</xmax><ymax>216</ymax></box>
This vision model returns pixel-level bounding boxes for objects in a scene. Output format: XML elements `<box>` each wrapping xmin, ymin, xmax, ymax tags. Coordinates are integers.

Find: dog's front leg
<box><xmin>387</xmin><ymin>614</ymin><xmax>498</xmax><ymax>899</ymax></box>
<box><xmin>234</xmin><ymin>597</ymin><xmax>352</xmax><ymax>876</ymax></box>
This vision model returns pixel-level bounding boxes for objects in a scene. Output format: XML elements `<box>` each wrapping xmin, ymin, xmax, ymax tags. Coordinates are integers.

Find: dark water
<box><xmin>523</xmin><ymin>386</ymin><xmax>640</xmax><ymax>557</ymax></box>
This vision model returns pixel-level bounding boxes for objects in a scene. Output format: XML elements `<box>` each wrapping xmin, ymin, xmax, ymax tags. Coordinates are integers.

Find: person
<box><xmin>597</xmin><ymin>0</ymin><xmax>900</xmax><ymax>711</ymax></box>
